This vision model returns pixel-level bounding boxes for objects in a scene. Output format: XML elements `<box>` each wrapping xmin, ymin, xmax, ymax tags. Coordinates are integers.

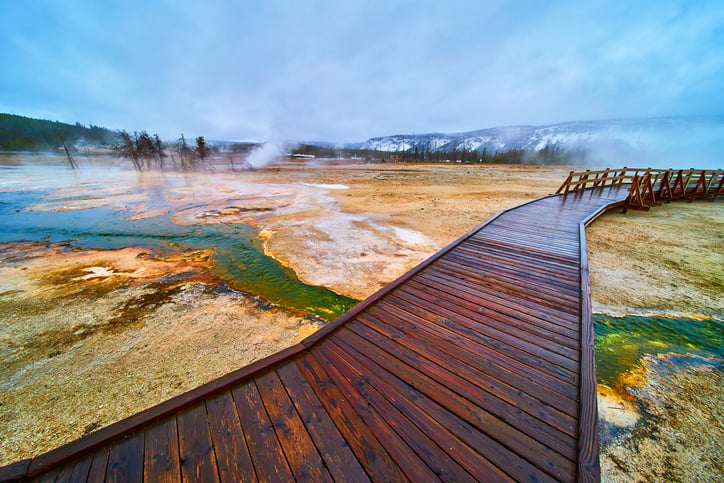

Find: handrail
<box><xmin>556</xmin><ymin>168</ymin><xmax>723</xmax><ymax>210</ymax></box>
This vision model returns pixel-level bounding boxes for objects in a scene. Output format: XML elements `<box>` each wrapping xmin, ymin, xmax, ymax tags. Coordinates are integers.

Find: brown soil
<box><xmin>587</xmin><ymin>201</ymin><xmax>724</xmax><ymax>318</ymax></box>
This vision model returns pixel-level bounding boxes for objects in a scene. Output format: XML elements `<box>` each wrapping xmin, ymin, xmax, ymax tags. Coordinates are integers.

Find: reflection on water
<box><xmin>0</xmin><ymin>166</ymin><xmax>358</xmax><ymax>320</ymax></box>
<box><xmin>594</xmin><ymin>314</ymin><xmax>723</xmax><ymax>384</ymax></box>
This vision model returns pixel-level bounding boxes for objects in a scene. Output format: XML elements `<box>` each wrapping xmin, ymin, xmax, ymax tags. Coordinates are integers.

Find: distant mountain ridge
<box><xmin>355</xmin><ymin>116</ymin><xmax>724</xmax><ymax>165</ymax></box>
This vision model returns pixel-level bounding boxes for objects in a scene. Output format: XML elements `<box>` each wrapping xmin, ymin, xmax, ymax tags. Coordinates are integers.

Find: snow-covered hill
<box><xmin>358</xmin><ymin>116</ymin><xmax>724</xmax><ymax>168</ymax></box>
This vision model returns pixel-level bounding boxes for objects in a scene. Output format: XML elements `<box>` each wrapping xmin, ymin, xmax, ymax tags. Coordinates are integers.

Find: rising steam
<box><xmin>246</xmin><ymin>143</ymin><xmax>282</xmax><ymax>168</ymax></box>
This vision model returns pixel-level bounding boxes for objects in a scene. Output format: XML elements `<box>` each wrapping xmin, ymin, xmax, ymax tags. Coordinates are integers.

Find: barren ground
<box><xmin>587</xmin><ymin>201</ymin><xmax>723</xmax><ymax>319</ymax></box>
<box><xmin>0</xmin><ymin>161</ymin><xmax>721</xmax><ymax>476</ymax></box>
<box><xmin>599</xmin><ymin>354</ymin><xmax>723</xmax><ymax>482</ymax></box>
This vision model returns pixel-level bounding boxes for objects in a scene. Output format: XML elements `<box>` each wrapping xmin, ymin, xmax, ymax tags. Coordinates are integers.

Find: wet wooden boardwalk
<box><xmin>2</xmin><ymin>185</ymin><xmax>633</xmax><ymax>483</ymax></box>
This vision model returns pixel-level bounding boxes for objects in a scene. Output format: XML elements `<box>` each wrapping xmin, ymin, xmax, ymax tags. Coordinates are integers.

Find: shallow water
<box><xmin>594</xmin><ymin>313</ymin><xmax>723</xmax><ymax>384</ymax></box>
<box><xmin>0</xmin><ymin>166</ymin><xmax>357</xmax><ymax>319</ymax></box>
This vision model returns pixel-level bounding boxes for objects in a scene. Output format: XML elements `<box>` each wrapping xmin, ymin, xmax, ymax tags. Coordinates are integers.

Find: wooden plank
<box><xmin>478</xmin><ymin>223</ymin><xmax>582</xmax><ymax>242</ymax></box>
<box><xmin>359</xmin><ymin>309</ymin><xmax>578</xmax><ymax>434</ymax></box>
<box><xmin>205</xmin><ymin>390</ymin><xmax>257</xmax><ymax>483</ymax></box>
<box><xmin>466</xmin><ymin>236</ymin><xmax>578</xmax><ymax>267</ymax></box>
<box><xmin>86</xmin><ymin>448</ymin><xmax>109</xmax><ymax>482</ymax></box>
<box><xmin>0</xmin><ymin>459</ymin><xmax>30</xmax><ymax>482</ymax></box>
<box><xmin>387</xmin><ymin>292</ymin><xmax>579</xmax><ymax>385</ymax></box>
<box><xmin>577</xmin><ymin>223</ymin><xmax>601</xmax><ymax>482</ymax></box>
<box><xmin>144</xmin><ymin>417</ymin><xmax>181</xmax><ymax>483</ymax></box>
<box><xmin>177</xmin><ymin>402</ymin><xmax>219</xmax><ymax>483</ymax></box>
<box><xmin>255</xmin><ymin>369</ymin><xmax>333</xmax><ymax>482</ymax></box>
<box><xmin>429</xmin><ymin>259</ymin><xmax>582</xmax><ymax>320</ymax></box>
<box><xmin>332</xmin><ymin>327</ymin><xmax>576</xmax><ymax>479</ymax></box>
<box><xmin>232</xmin><ymin>380</ymin><xmax>294</xmax><ymax>482</ymax></box>
<box><xmin>488</xmin><ymin>221</ymin><xmax>581</xmax><ymax>235</ymax></box>
<box><xmin>446</xmin><ymin>249</ymin><xmax>582</xmax><ymax>295</ymax></box>
<box><xmin>26</xmin><ymin>344</ymin><xmax>306</xmax><ymax>478</ymax></box>
<box><xmin>385</xmin><ymin>296</ymin><xmax>578</xmax><ymax>399</ymax></box>
<box><xmin>394</xmin><ymin>286</ymin><xmax>581</xmax><ymax>373</ymax></box>
<box><xmin>105</xmin><ymin>433</ymin><xmax>144</xmax><ymax>483</ymax></box>
<box><xmin>490</xmin><ymin>209</ymin><xmax>585</xmax><ymax>221</ymax></box>
<box><xmin>455</xmin><ymin>244</ymin><xmax>582</xmax><ymax>283</ymax></box>
<box><xmin>446</xmin><ymin>256</ymin><xmax>582</xmax><ymax>297</ymax></box>
<box><xmin>399</xmin><ymin>280</ymin><xmax>581</xmax><ymax>361</ymax></box>
<box><xmin>32</xmin><ymin>464</ymin><xmax>61</xmax><ymax>483</ymax></box>
<box><xmin>485</xmin><ymin>223</ymin><xmax>581</xmax><ymax>241</ymax></box>
<box><xmin>437</xmin><ymin>258</ymin><xmax>582</xmax><ymax>315</ymax></box>
<box><xmin>317</xmin><ymin>341</ymin><xmax>477</xmax><ymax>482</ymax></box>
<box><xmin>31</xmin><ymin>456</ymin><xmax>87</xmax><ymax>483</ymax></box>
<box><xmin>342</xmin><ymin>322</ymin><xmax>577</xmax><ymax>463</ymax></box>
<box><xmin>455</xmin><ymin>243</ymin><xmax>578</xmax><ymax>287</ymax></box>
<box><xmin>67</xmin><ymin>454</ymin><xmax>93</xmax><ymax>482</ymax></box>
<box><xmin>309</xmin><ymin>349</ymin><xmax>439</xmax><ymax>481</ymax></box>
<box><xmin>473</xmin><ymin>232</ymin><xmax>580</xmax><ymax>257</ymax></box>
<box><xmin>465</xmin><ymin>236</ymin><xmax>579</xmax><ymax>266</ymax></box>
<box><xmin>413</xmin><ymin>271</ymin><xmax>581</xmax><ymax>341</ymax></box>
<box><xmin>490</xmin><ymin>211</ymin><xmax>584</xmax><ymax>225</ymax></box>
<box><xmin>276</xmin><ymin>361</ymin><xmax>369</xmax><ymax>483</ymax></box>
<box><xmin>331</xmin><ymin>333</ymin><xmax>551</xmax><ymax>483</ymax></box>
<box><xmin>412</xmin><ymin>271</ymin><xmax>581</xmax><ymax>340</ymax></box>
<box><xmin>436</xmin><ymin>251</ymin><xmax>581</xmax><ymax>302</ymax></box>
<box><xmin>478</xmin><ymin>232</ymin><xmax>581</xmax><ymax>252</ymax></box>
<box><xmin>463</xmin><ymin>237</ymin><xmax>581</xmax><ymax>269</ymax></box>
<box><xmin>371</xmin><ymin>299</ymin><xmax>579</xmax><ymax>412</ymax></box>
<box><xmin>295</xmin><ymin>354</ymin><xmax>407</xmax><ymax>481</ymax></box>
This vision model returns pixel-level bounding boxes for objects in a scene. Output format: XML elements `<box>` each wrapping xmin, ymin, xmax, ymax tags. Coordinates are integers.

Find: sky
<box><xmin>1</xmin><ymin>0</ymin><xmax>723</xmax><ymax>143</ymax></box>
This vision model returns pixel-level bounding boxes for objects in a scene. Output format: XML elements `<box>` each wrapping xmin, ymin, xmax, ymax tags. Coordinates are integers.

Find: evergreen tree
<box><xmin>196</xmin><ymin>136</ymin><xmax>207</xmax><ymax>164</ymax></box>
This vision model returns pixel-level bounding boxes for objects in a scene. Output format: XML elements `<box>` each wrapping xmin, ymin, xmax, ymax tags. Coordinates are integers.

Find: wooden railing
<box><xmin>556</xmin><ymin>168</ymin><xmax>724</xmax><ymax>211</ymax></box>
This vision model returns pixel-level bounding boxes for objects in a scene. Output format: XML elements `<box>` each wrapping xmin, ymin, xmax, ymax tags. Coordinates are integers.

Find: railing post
<box><xmin>710</xmin><ymin>170</ymin><xmax>724</xmax><ymax>202</ymax></box>
<box><xmin>580</xmin><ymin>170</ymin><xmax>590</xmax><ymax>190</ymax></box>
<box><xmin>557</xmin><ymin>171</ymin><xmax>574</xmax><ymax>195</ymax></box>
<box><xmin>656</xmin><ymin>170</ymin><xmax>673</xmax><ymax>202</ymax></box>
<box><xmin>671</xmin><ymin>169</ymin><xmax>686</xmax><ymax>199</ymax></box>
<box><xmin>597</xmin><ymin>170</ymin><xmax>609</xmax><ymax>189</ymax></box>
<box><xmin>688</xmin><ymin>170</ymin><xmax>707</xmax><ymax>201</ymax></box>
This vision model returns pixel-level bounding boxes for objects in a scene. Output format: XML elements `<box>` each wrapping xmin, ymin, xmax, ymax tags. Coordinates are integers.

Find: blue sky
<box><xmin>2</xmin><ymin>0</ymin><xmax>723</xmax><ymax>142</ymax></box>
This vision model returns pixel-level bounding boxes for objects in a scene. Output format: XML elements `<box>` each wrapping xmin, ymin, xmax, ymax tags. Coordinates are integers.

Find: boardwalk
<box><xmin>0</xmin><ymin>183</ymin><xmax>655</xmax><ymax>482</ymax></box>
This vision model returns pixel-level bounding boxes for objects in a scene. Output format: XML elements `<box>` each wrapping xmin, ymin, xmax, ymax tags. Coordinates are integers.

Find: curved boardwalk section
<box><xmin>2</xmin><ymin>186</ymin><xmax>632</xmax><ymax>483</ymax></box>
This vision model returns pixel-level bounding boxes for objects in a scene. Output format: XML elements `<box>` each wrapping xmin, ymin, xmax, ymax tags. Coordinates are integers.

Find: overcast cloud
<box><xmin>1</xmin><ymin>0</ymin><xmax>722</xmax><ymax>142</ymax></box>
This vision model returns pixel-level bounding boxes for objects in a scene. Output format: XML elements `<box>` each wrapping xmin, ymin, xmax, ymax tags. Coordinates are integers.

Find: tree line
<box><xmin>0</xmin><ymin>113</ymin><xmax>117</xmax><ymax>151</ymax></box>
<box><xmin>290</xmin><ymin>143</ymin><xmax>580</xmax><ymax>165</ymax></box>
<box><xmin>403</xmin><ymin>144</ymin><xmax>578</xmax><ymax>165</ymax></box>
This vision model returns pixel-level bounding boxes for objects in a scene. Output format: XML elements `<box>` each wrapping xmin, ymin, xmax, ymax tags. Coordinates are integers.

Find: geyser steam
<box><xmin>246</xmin><ymin>143</ymin><xmax>282</xmax><ymax>168</ymax></box>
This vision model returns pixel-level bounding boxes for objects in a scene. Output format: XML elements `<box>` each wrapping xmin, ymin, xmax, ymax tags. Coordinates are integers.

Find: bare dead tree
<box><xmin>57</xmin><ymin>133</ymin><xmax>78</xmax><ymax>170</ymax></box>
<box><xmin>113</xmin><ymin>130</ymin><xmax>143</xmax><ymax>171</ymax></box>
